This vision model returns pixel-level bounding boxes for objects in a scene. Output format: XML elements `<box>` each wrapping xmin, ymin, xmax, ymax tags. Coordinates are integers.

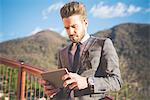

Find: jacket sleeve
<box><xmin>57</xmin><ymin>51</ymin><xmax>62</xmax><ymax>69</ymax></box>
<box><xmin>57</xmin><ymin>38</ymin><xmax>122</xmax><ymax>95</ymax></box>
<box><xmin>92</xmin><ymin>38</ymin><xmax>123</xmax><ymax>93</ymax></box>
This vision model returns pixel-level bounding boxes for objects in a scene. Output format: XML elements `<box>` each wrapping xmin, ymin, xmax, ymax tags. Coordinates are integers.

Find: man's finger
<box><xmin>44</xmin><ymin>85</ymin><xmax>55</xmax><ymax>90</ymax></box>
<box><xmin>63</xmin><ymin>78</ymin><xmax>76</xmax><ymax>87</ymax></box>
<box><xmin>39</xmin><ymin>79</ymin><xmax>50</xmax><ymax>85</ymax></box>
<box><xmin>69</xmin><ymin>82</ymin><xmax>78</xmax><ymax>90</ymax></box>
<box><xmin>45</xmin><ymin>89</ymin><xmax>55</xmax><ymax>96</ymax></box>
<box><xmin>62</xmin><ymin>73</ymin><xmax>70</xmax><ymax>80</ymax></box>
<box><xmin>45</xmin><ymin>88</ymin><xmax>60</xmax><ymax>97</ymax></box>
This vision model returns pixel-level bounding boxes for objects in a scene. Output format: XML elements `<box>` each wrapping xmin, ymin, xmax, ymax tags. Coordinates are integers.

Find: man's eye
<box><xmin>65</xmin><ymin>27</ymin><xmax>69</xmax><ymax>30</ymax></box>
<box><xmin>72</xmin><ymin>25</ymin><xmax>78</xmax><ymax>28</ymax></box>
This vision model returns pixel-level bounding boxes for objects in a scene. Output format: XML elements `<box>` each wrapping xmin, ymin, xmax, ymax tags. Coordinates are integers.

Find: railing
<box><xmin>0</xmin><ymin>57</ymin><xmax>48</xmax><ymax>100</ymax></box>
<box><xmin>0</xmin><ymin>57</ymin><xmax>130</xmax><ymax>100</ymax></box>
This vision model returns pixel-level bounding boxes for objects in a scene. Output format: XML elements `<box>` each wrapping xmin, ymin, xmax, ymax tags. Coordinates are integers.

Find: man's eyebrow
<box><xmin>64</xmin><ymin>26</ymin><xmax>69</xmax><ymax>29</ymax></box>
<box><xmin>71</xmin><ymin>24</ymin><xmax>78</xmax><ymax>28</ymax></box>
<box><xmin>64</xmin><ymin>24</ymin><xmax>77</xmax><ymax>28</ymax></box>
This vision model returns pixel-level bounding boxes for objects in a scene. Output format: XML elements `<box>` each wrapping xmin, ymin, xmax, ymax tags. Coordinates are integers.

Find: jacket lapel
<box><xmin>65</xmin><ymin>44</ymin><xmax>73</xmax><ymax>71</ymax></box>
<box><xmin>76</xmin><ymin>36</ymin><xmax>96</xmax><ymax>74</ymax></box>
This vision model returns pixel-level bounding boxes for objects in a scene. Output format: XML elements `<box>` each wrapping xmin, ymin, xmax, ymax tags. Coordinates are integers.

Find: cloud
<box><xmin>49</xmin><ymin>27</ymin><xmax>67</xmax><ymax>37</ymax></box>
<box><xmin>48</xmin><ymin>27</ymin><xmax>60</xmax><ymax>32</ymax></box>
<box><xmin>145</xmin><ymin>8</ymin><xmax>150</xmax><ymax>13</ymax></box>
<box><xmin>127</xmin><ymin>5</ymin><xmax>141</xmax><ymax>14</ymax></box>
<box><xmin>30</xmin><ymin>27</ymin><xmax>42</xmax><ymax>35</ymax></box>
<box><xmin>48</xmin><ymin>27</ymin><xmax>68</xmax><ymax>37</ymax></box>
<box><xmin>60</xmin><ymin>29</ymin><xmax>67</xmax><ymax>37</ymax></box>
<box><xmin>90</xmin><ymin>2</ymin><xmax>142</xmax><ymax>18</ymax></box>
<box><xmin>42</xmin><ymin>2</ymin><xmax>64</xmax><ymax>20</ymax></box>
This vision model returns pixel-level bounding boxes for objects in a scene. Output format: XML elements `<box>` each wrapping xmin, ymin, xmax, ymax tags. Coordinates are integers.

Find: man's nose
<box><xmin>68</xmin><ymin>28</ymin><xmax>75</xmax><ymax>35</ymax></box>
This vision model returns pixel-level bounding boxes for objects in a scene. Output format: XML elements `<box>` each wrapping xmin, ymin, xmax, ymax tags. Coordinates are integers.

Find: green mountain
<box><xmin>0</xmin><ymin>30</ymin><xmax>67</xmax><ymax>69</ymax></box>
<box><xmin>0</xmin><ymin>23</ymin><xmax>149</xmax><ymax>99</ymax></box>
<box><xmin>94</xmin><ymin>23</ymin><xmax>150</xmax><ymax>99</ymax></box>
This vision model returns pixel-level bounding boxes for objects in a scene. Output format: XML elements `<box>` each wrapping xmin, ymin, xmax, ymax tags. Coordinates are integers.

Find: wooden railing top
<box><xmin>0</xmin><ymin>57</ymin><xmax>46</xmax><ymax>77</ymax></box>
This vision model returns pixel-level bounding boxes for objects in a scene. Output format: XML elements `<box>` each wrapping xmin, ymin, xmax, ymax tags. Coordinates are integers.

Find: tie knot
<box><xmin>77</xmin><ymin>41</ymin><xmax>82</xmax><ymax>46</ymax></box>
<box><xmin>76</xmin><ymin>43</ymin><xmax>80</xmax><ymax>47</ymax></box>
<box><xmin>72</xmin><ymin>42</ymin><xmax>81</xmax><ymax>50</ymax></box>
<box><xmin>75</xmin><ymin>43</ymin><xmax>81</xmax><ymax>52</ymax></box>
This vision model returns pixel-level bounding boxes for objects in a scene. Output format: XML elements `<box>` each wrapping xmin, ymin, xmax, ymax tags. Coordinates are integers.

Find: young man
<box><xmin>43</xmin><ymin>1</ymin><xmax>122</xmax><ymax>100</ymax></box>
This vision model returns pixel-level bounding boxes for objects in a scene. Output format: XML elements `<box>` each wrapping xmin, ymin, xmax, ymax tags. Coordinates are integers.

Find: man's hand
<box><xmin>62</xmin><ymin>73</ymin><xmax>88</xmax><ymax>90</ymax></box>
<box><xmin>40</xmin><ymin>80</ymin><xmax>60</xmax><ymax>98</ymax></box>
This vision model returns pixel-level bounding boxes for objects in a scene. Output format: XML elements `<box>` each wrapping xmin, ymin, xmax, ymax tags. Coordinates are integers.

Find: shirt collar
<box><xmin>80</xmin><ymin>33</ymin><xmax>90</xmax><ymax>44</ymax></box>
<box><xmin>69</xmin><ymin>33</ymin><xmax>90</xmax><ymax>51</ymax></box>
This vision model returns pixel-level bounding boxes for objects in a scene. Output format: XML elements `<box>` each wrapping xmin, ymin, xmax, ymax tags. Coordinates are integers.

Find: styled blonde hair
<box><xmin>60</xmin><ymin>1</ymin><xmax>87</xmax><ymax>19</ymax></box>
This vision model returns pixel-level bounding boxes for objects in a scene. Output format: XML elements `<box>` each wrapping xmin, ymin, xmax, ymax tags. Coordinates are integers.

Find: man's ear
<box><xmin>84</xmin><ymin>19</ymin><xmax>88</xmax><ymax>26</ymax></box>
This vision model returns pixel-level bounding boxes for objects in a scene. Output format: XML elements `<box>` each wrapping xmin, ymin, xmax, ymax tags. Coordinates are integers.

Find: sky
<box><xmin>0</xmin><ymin>0</ymin><xmax>150</xmax><ymax>42</ymax></box>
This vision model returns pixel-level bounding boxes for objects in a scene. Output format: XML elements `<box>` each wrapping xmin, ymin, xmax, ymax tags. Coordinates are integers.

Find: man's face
<box><xmin>63</xmin><ymin>15</ymin><xmax>88</xmax><ymax>43</ymax></box>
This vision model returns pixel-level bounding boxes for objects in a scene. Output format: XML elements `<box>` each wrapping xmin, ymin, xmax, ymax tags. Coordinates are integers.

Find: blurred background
<box><xmin>0</xmin><ymin>0</ymin><xmax>150</xmax><ymax>99</ymax></box>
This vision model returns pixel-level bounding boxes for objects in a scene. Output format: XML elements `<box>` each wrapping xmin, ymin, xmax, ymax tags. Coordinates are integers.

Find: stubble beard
<box><xmin>70</xmin><ymin>29</ymin><xmax>85</xmax><ymax>43</ymax></box>
<box><xmin>72</xmin><ymin>36</ymin><xmax>80</xmax><ymax>43</ymax></box>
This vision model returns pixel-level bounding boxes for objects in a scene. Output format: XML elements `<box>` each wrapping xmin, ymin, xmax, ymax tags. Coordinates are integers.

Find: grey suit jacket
<box><xmin>55</xmin><ymin>36</ymin><xmax>122</xmax><ymax>100</ymax></box>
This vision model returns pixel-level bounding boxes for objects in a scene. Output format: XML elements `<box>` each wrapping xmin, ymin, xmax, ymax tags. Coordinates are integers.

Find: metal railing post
<box><xmin>17</xmin><ymin>61</ymin><xmax>26</xmax><ymax>100</ymax></box>
<box><xmin>0</xmin><ymin>57</ymin><xmax>46</xmax><ymax>99</ymax></box>
<box><xmin>21</xmin><ymin>70</ymin><xmax>26</xmax><ymax>100</ymax></box>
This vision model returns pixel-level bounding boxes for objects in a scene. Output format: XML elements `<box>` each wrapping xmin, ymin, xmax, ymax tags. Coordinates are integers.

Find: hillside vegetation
<box><xmin>0</xmin><ymin>23</ymin><xmax>149</xmax><ymax>99</ymax></box>
<box><xmin>0</xmin><ymin>30</ymin><xmax>67</xmax><ymax>69</ymax></box>
<box><xmin>95</xmin><ymin>23</ymin><xmax>150</xmax><ymax>99</ymax></box>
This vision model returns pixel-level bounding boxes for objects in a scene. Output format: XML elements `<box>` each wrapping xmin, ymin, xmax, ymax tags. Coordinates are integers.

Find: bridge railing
<box><xmin>0</xmin><ymin>57</ymin><xmax>129</xmax><ymax>100</ymax></box>
<box><xmin>0</xmin><ymin>57</ymin><xmax>48</xmax><ymax>100</ymax></box>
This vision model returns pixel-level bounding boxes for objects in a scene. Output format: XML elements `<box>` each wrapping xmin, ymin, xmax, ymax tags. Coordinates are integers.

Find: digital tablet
<box><xmin>41</xmin><ymin>68</ymin><xmax>68</xmax><ymax>88</ymax></box>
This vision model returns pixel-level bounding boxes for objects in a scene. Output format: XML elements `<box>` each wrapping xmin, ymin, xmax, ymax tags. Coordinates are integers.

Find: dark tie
<box><xmin>72</xmin><ymin>43</ymin><xmax>80</xmax><ymax>73</ymax></box>
<box><xmin>65</xmin><ymin>43</ymin><xmax>80</xmax><ymax>99</ymax></box>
